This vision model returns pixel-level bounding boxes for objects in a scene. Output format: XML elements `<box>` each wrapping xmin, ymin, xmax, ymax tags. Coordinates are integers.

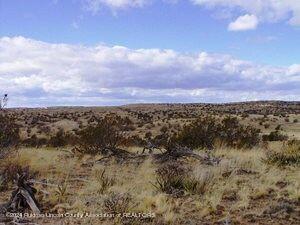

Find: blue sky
<box><xmin>0</xmin><ymin>0</ymin><xmax>299</xmax><ymax>107</ymax></box>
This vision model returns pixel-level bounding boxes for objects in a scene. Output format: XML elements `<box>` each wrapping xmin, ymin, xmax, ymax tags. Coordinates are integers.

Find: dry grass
<box><xmin>1</xmin><ymin>144</ymin><xmax>298</xmax><ymax>224</ymax></box>
<box><xmin>10</xmin><ymin>148</ymin><xmax>77</xmax><ymax>178</ymax></box>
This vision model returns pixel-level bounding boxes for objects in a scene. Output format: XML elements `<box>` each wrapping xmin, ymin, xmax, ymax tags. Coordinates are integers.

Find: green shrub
<box><xmin>262</xmin><ymin>131</ymin><xmax>288</xmax><ymax>142</ymax></box>
<box><xmin>77</xmin><ymin>115</ymin><xmax>124</xmax><ymax>155</ymax></box>
<box><xmin>219</xmin><ymin>117</ymin><xmax>260</xmax><ymax>149</ymax></box>
<box><xmin>174</xmin><ymin>116</ymin><xmax>259</xmax><ymax>149</ymax></box>
<box><xmin>174</xmin><ymin>116</ymin><xmax>219</xmax><ymax>149</ymax></box>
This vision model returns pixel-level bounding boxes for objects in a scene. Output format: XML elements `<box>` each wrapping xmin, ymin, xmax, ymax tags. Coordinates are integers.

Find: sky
<box><xmin>0</xmin><ymin>0</ymin><xmax>299</xmax><ymax>107</ymax></box>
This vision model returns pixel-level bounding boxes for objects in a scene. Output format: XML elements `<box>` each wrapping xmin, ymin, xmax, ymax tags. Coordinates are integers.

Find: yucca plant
<box><xmin>104</xmin><ymin>193</ymin><xmax>131</xmax><ymax>214</ymax></box>
<box><xmin>182</xmin><ymin>177</ymin><xmax>199</xmax><ymax>194</ymax></box>
<box><xmin>95</xmin><ymin>169</ymin><xmax>115</xmax><ymax>194</ymax></box>
<box><xmin>55</xmin><ymin>179</ymin><xmax>69</xmax><ymax>203</ymax></box>
<box><xmin>152</xmin><ymin>174</ymin><xmax>185</xmax><ymax>194</ymax></box>
<box><xmin>152</xmin><ymin>162</ymin><xmax>188</xmax><ymax>196</ymax></box>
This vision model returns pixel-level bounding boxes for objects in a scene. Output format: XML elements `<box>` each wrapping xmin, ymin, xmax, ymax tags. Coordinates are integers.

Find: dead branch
<box><xmin>19</xmin><ymin>189</ymin><xmax>40</xmax><ymax>214</ymax></box>
<box><xmin>92</xmin><ymin>144</ymin><xmax>220</xmax><ymax>166</ymax></box>
<box><xmin>2</xmin><ymin>173</ymin><xmax>40</xmax><ymax>214</ymax></box>
<box><xmin>152</xmin><ymin>145</ymin><xmax>221</xmax><ymax>165</ymax></box>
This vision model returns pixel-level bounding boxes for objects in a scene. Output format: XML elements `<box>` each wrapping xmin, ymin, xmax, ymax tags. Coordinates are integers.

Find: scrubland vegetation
<box><xmin>0</xmin><ymin>101</ymin><xmax>300</xmax><ymax>224</ymax></box>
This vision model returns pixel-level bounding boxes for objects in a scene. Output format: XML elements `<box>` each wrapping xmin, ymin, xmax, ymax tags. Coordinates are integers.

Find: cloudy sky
<box><xmin>0</xmin><ymin>0</ymin><xmax>299</xmax><ymax>107</ymax></box>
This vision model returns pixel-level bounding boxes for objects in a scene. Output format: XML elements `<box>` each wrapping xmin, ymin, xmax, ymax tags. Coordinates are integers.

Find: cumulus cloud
<box><xmin>192</xmin><ymin>0</ymin><xmax>300</xmax><ymax>29</ymax></box>
<box><xmin>288</xmin><ymin>64</ymin><xmax>300</xmax><ymax>75</ymax></box>
<box><xmin>0</xmin><ymin>36</ymin><xmax>299</xmax><ymax>107</ymax></box>
<box><xmin>228</xmin><ymin>14</ymin><xmax>258</xmax><ymax>31</ymax></box>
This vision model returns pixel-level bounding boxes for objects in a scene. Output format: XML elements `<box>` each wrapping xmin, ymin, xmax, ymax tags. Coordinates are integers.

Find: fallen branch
<box><xmin>152</xmin><ymin>145</ymin><xmax>221</xmax><ymax>165</ymax></box>
<box><xmin>19</xmin><ymin>189</ymin><xmax>40</xmax><ymax>214</ymax></box>
<box><xmin>82</xmin><ymin>144</ymin><xmax>220</xmax><ymax>166</ymax></box>
<box><xmin>2</xmin><ymin>173</ymin><xmax>40</xmax><ymax>214</ymax></box>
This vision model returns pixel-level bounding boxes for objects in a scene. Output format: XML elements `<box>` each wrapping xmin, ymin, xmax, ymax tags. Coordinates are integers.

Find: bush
<box><xmin>48</xmin><ymin>129</ymin><xmax>76</xmax><ymax>147</ymax></box>
<box><xmin>262</xmin><ymin>131</ymin><xmax>288</xmax><ymax>142</ymax></box>
<box><xmin>22</xmin><ymin>134</ymin><xmax>47</xmax><ymax>148</ymax></box>
<box><xmin>174</xmin><ymin>116</ymin><xmax>219</xmax><ymax>149</ymax></box>
<box><xmin>77</xmin><ymin>115</ymin><xmax>124</xmax><ymax>155</ymax></box>
<box><xmin>265</xmin><ymin>140</ymin><xmax>300</xmax><ymax>167</ymax></box>
<box><xmin>219</xmin><ymin>117</ymin><xmax>260</xmax><ymax>149</ymax></box>
<box><xmin>174</xmin><ymin>116</ymin><xmax>260</xmax><ymax>149</ymax></box>
<box><xmin>0</xmin><ymin>114</ymin><xmax>19</xmax><ymax>159</ymax></box>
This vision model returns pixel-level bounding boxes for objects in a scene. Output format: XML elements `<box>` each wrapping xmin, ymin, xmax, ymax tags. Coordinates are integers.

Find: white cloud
<box><xmin>228</xmin><ymin>14</ymin><xmax>258</xmax><ymax>31</ymax></box>
<box><xmin>0</xmin><ymin>36</ymin><xmax>299</xmax><ymax>107</ymax></box>
<box><xmin>288</xmin><ymin>64</ymin><xmax>300</xmax><ymax>75</ymax></box>
<box><xmin>84</xmin><ymin>0</ymin><xmax>149</xmax><ymax>12</ymax></box>
<box><xmin>82</xmin><ymin>0</ymin><xmax>300</xmax><ymax>28</ymax></box>
<box><xmin>192</xmin><ymin>0</ymin><xmax>300</xmax><ymax>29</ymax></box>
